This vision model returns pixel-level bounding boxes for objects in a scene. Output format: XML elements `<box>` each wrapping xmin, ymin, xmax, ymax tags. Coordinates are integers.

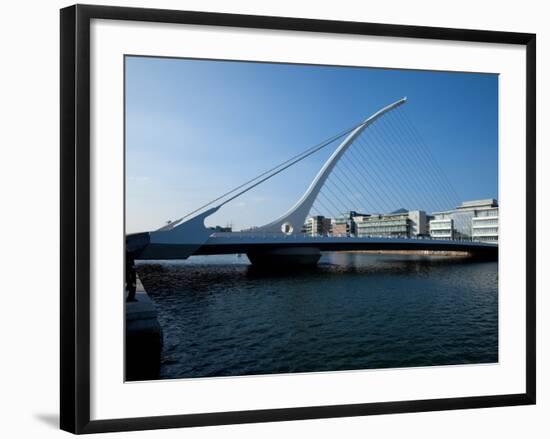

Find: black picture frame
<box><xmin>60</xmin><ymin>4</ymin><xmax>536</xmax><ymax>434</ymax></box>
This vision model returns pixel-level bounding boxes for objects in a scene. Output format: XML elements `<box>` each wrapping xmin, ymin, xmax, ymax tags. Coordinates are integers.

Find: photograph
<box><xmin>124</xmin><ymin>56</ymin><xmax>499</xmax><ymax>382</ymax></box>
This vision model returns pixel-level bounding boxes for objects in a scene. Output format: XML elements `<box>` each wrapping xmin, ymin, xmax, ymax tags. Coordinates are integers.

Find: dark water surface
<box><xmin>136</xmin><ymin>253</ymin><xmax>498</xmax><ymax>379</ymax></box>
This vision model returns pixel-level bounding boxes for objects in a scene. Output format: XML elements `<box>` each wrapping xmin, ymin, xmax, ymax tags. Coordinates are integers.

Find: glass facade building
<box><xmin>354</xmin><ymin>210</ymin><xmax>427</xmax><ymax>238</ymax></box>
<box><xmin>303</xmin><ymin>215</ymin><xmax>332</xmax><ymax>237</ymax></box>
<box><xmin>429</xmin><ymin>199</ymin><xmax>499</xmax><ymax>242</ymax></box>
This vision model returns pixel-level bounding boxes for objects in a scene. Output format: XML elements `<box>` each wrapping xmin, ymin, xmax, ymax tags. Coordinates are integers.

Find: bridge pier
<box><xmin>247</xmin><ymin>247</ymin><xmax>321</xmax><ymax>267</ymax></box>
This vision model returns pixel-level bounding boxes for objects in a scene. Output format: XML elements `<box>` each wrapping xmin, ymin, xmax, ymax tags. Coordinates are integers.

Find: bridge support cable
<box><xmin>312</xmin><ymin>114</ymin><xmax>420</xmax><ymax>218</ymax></box>
<box><xmin>316</xmin><ymin>187</ymin><xmax>356</xmax><ymax>221</ymax></box>
<box><xmin>391</xmin><ymin>108</ymin><xmax>470</xmax><ymax>234</ymax></box>
<box><xmin>308</xmin><ymin>101</ymin><xmax>466</xmax><ymax>225</ymax></box>
<box><xmin>305</xmin><ymin>102</ymin><xmax>469</xmax><ymax>240</ymax></box>
<box><xmin>396</xmin><ymin>108</ymin><xmax>463</xmax><ymax>204</ymax></box>
<box><xmin>160</xmin><ymin>97</ymin><xmax>471</xmax><ymax>238</ymax></box>
<box><xmin>251</xmin><ymin>98</ymin><xmax>407</xmax><ymax>234</ymax></box>
<box><xmin>328</xmin><ymin>160</ymin><xmax>381</xmax><ymax>212</ymax></box>
<box><xmin>342</xmin><ymin>156</ymin><xmax>391</xmax><ymax>212</ymax></box>
<box><xmin>376</xmin><ymin>111</ymin><xmax>460</xmax><ymax>216</ymax></box>
<box><xmin>313</xmin><ymin>143</ymin><xmax>396</xmax><ymax>218</ymax></box>
<box><xmin>325</xmin><ymin>166</ymin><xmax>367</xmax><ymax>211</ymax></box>
<box><xmin>359</xmin><ymin>122</ymin><xmax>436</xmax><ymax>213</ymax></box>
<box><xmin>159</xmin><ymin>119</ymin><xmax>371</xmax><ymax>230</ymax></box>
<box><xmin>337</xmin><ymin>153</ymin><xmax>394</xmax><ymax>214</ymax></box>
<box><xmin>396</xmin><ymin>107</ymin><xmax>460</xmax><ymax>201</ymax></box>
<box><xmin>403</xmin><ymin>109</ymin><xmax>472</xmax><ymax>237</ymax></box>
<box><xmin>322</xmin><ymin>176</ymin><xmax>363</xmax><ymax>217</ymax></box>
<box><xmin>317</xmin><ymin>189</ymin><xmax>349</xmax><ymax>220</ymax></box>
<box><xmin>358</xmin><ymin>120</ymin><xmax>433</xmax><ymax>212</ymax></box>
<box><xmin>314</xmin><ymin>162</ymin><xmax>384</xmax><ymax>219</ymax></box>
<box><xmin>396</xmin><ymin>108</ymin><xmax>461</xmax><ymax>206</ymax></box>
<box><xmin>143</xmin><ymin>96</ymin><xmax>496</xmax><ymax>265</ymax></box>
<box><xmin>378</xmin><ymin>113</ymin><xmax>456</xmax><ymax>214</ymax></box>
<box><xmin>322</xmin><ymin>172</ymin><xmax>371</xmax><ymax>217</ymax></box>
<box><xmin>315</xmin><ymin>193</ymin><xmax>341</xmax><ymax>219</ymax></box>
<box><xmin>374</xmin><ymin>117</ymin><xmax>447</xmax><ymax>215</ymax></box>
<box><xmin>385</xmin><ymin>109</ymin><xmax>459</xmax><ymax>213</ymax></box>
<box><xmin>350</xmin><ymin>134</ymin><xmax>414</xmax><ymax>212</ymax></box>
<box><xmin>344</xmin><ymin>144</ymin><xmax>404</xmax><ymax>212</ymax></box>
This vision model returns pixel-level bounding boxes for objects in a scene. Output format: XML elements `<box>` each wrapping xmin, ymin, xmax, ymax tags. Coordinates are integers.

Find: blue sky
<box><xmin>125</xmin><ymin>56</ymin><xmax>498</xmax><ymax>233</ymax></box>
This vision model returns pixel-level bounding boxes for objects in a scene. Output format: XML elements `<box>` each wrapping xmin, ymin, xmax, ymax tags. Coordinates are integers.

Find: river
<box><xmin>136</xmin><ymin>252</ymin><xmax>498</xmax><ymax>379</ymax></box>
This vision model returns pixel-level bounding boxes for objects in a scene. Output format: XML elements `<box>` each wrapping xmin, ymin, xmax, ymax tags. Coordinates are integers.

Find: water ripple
<box><xmin>136</xmin><ymin>253</ymin><xmax>498</xmax><ymax>379</ymax></box>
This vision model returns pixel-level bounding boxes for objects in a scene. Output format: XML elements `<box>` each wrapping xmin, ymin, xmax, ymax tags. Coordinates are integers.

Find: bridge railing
<box><xmin>209</xmin><ymin>231</ymin><xmax>496</xmax><ymax>244</ymax></box>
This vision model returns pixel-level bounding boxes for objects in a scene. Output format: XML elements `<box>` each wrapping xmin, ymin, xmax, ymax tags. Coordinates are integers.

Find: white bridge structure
<box><xmin>127</xmin><ymin>98</ymin><xmax>497</xmax><ymax>266</ymax></box>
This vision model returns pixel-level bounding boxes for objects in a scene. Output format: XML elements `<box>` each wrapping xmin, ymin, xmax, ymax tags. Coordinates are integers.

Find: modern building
<box><xmin>303</xmin><ymin>215</ymin><xmax>332</xmax><ymax>237</ymax></box>
<box><xmin>331</xmin><ymin>211</ymin><xmax>370</xmax><ymax>236</ymax></box>
<box><xmin>429</xmin><ymin>199</ymin><xmax>498</xmax><ymax>241</ymax></box>
<box><xmin>429</xmin><ymin>218</ymin><xmax>454</xmax><ymax>239</ymax></box>
<box><xmin>471</xmin><ymin>205</ymin><xmax>499</xmax><ymax>242</ymax></box>
<box><xmin>408</xmin><ymin>210</ymin><xmax>429</xmax><ymax>237</ymax></box>
<box><xmin>430</xmin><ymin>210</ymin><xmax>473</xmax><ymax>239</ymax></box>
<box><xmin>354</xmin><ymin>209</ymin><xmax>428</xmax><ymax>238</ymax></box>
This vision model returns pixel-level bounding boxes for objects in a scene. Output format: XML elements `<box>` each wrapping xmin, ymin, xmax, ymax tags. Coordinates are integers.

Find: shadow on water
<box><xmin>245</xmin><ymin>263</ymin><xmax>321</xmax><ymax>279</ymax></box>
<box><xmin>246</xmin><ymin>253</ymin><xmax>484</xmax><ymax>279</ymax></box>
<box><xmin>136</xmin><ymin>253</ymin><xmax>492</xmax><ymax>296</ymax></box>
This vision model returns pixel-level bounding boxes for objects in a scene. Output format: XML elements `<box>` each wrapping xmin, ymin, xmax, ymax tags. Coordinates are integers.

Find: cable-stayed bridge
<box><xmin>127</xmin><ymin>97</ymin><xmax>498</xmax><ymax>266</ymax></box>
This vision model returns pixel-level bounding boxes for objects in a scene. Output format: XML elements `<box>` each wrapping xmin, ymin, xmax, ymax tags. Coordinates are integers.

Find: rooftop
<box><xmin>457</xmin><ymin>199</ymin><xmax>498</xmax><ymax>209</ymax></box>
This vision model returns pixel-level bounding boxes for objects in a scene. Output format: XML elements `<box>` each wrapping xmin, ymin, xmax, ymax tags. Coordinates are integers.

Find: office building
<box><xmin>471</xmin><ymin>205</ymin><xmax>499</xmax><ymax>242</ymax></box>
<box><xmin>429</xmin><ymin>218</ymin><xmax>454</xmax><ymax>239</ymax></box>
<box><xmin>355</xmin><ymin>209</ymin><xmax>427</xmax><ymax>238</ymax></box>
<box><xmin>303</xmin><ymin>215</ymin><xmax>332</xmax><ymax>236</ymax></box>
<box><xmin>331</xmin><ymin>211</ymin><xmax>369</xmax><ymax>236</ymax></box>
<box><xmin>429</xmin><ymin>199</ymin><xmax>498</xmax><ymax>241</ymax></box>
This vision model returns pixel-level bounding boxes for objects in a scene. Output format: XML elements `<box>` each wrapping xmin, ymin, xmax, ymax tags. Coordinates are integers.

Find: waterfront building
<box><xmin>408</xmin><ymin>210</ymin><xmax>429</xmax><ymax>236</ymax></box>
<box><xmin>331</xmin><ymin>211</ymin><xmax>370</xmax><ymax>236</ymax></box>
<box><xmin>471</xmin><ymin>205</ymin><xmax>499</xmax><ymax>242</ymax></box>
<box><xmin>429</xmin><ymin>218</ymin><xmax>454</xmax><ymax>239</ymax></box>
<box><xmin>354</xmin><ymin>209</ymin><xmax>428</xmax><ymax>238</ymax></box>
<box><xmin>429</xmin><ymin>199</ymin><xmax>498</xmax><ymax>241</ymax></box>
<box><xmin>303</xmin><ymin>215</ymin><xmax>332</xmax><ymax>236</ymax></box>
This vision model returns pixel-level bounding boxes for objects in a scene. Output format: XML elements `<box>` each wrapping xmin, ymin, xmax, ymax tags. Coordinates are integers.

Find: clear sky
<box><xmin>125</xmin><ymin>56</ymin><xmax>498</xmax><ymax>233</ymax></box>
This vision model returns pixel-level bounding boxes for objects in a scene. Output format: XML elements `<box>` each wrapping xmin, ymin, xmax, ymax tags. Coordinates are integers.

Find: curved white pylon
<box><xmin>144</xmin><ymin>206</ymin><xmax>221</xmax><ymax>259</ymax></box>
<box><xmin>253</xmin><ymin>97</ymin><xmax>407</xmax><ymax>234</ymax></box>
<box><xmin>146</xmin><ymin>98</ymin><xmax>407</xmax><ymax>258</ymax></box>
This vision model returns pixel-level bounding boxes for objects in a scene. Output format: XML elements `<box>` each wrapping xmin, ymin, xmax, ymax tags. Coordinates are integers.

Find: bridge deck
<box><xmin>130</xmin><ymin>232</ymin><xmax>497</xmax><ymax>260</ymax></box>
<box><xmin>196</xmin><ymin>234</ymin><xmax>496</xmax><ymax>256</ymax></box>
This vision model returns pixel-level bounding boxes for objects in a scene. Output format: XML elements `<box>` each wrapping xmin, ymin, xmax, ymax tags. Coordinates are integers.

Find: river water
<box><xmin>136</xmin><ymin>253</ymin><xmax>498</xmax><ymax>380</ymax></box>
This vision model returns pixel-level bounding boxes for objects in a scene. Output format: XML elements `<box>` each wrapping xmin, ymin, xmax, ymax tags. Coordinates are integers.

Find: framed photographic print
<box><xmin>60</xmin><ymin>4</ymin><xmax>536</xmax><ymax>434</ymax></box>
